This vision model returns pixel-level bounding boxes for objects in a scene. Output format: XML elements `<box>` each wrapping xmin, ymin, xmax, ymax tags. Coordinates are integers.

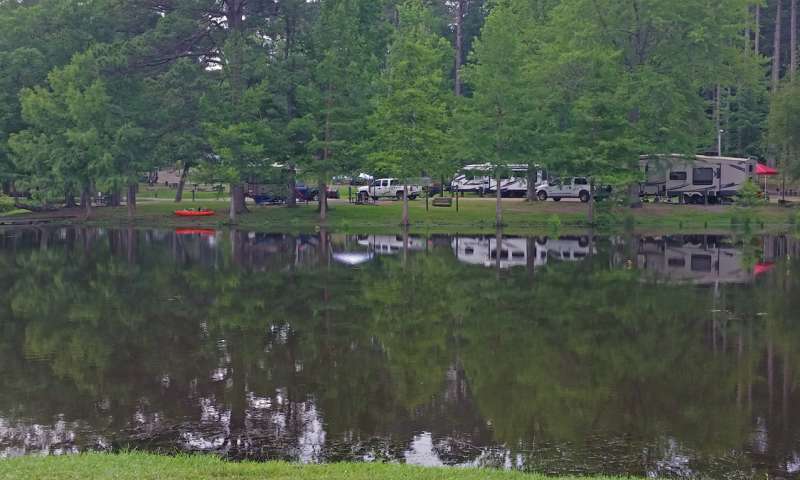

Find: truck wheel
<box><xmin>579</xmin><ymin>191</ymin><xmax>590</xmax><ymax>203</ymax></box>
<box><xmin>409</xmin><ymin>195</ymin><xmax>418</xmax><ymax>201</ymax></box>
<box><xmin>359</xmin><ymin>192</ymin><xmax>369</xmax><ymax>203</ymax></box>
<box><xmin>396</xmin><ymin>191</ymin><xmax>404</xmax><ymax>201</ymax></box>
<box><xmin>553</xmin><ymin>197</ymin><xmax>561</xmax><ymax>202</ymax></box>
<box><xmin>537</xmin><ymin>191</ymin><xmax>548</xmax><ymax>201</ymax></box>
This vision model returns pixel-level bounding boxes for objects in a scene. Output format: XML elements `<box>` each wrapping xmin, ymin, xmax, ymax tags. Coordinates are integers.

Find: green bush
<box><xmin>735</xmin><ymin>179</ymin><xmax>765</xmax><ymax>207</ymax></box>
<box><xmin>0</xmin><ymin>195</ymin><xmax>16</xmax><ymax>214</ymax></box>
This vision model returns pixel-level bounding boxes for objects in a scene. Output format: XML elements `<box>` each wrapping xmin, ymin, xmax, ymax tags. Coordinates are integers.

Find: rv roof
<box><xmin>641</xmin><ymin>154</ymin><xmax>751</xmax><ymax>164</ymax></box>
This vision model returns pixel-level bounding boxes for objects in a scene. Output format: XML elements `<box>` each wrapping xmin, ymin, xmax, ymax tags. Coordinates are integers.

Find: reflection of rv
<box><xmin>451</xmin><ymin>236</ymin><xmax>593</xmax><ymax>269</ymax></box>
<box><xmin>636</xmin><ymin>235</ymin><xmax>750</xmax><ymax>284</ymax></box>
<box><xmin>357</xmin><ymin>235</ymin><xmax>427</xmax><ymax>255</ymax></box>
<box><xmin>639</xmin><ymin>154</ymin><xmax>756</xmax><ymax>204</ymax></box>
<box><xmin>451</xmin><ymin>164</ymin><xmax>547</xmax><ymax>197</ymax></box>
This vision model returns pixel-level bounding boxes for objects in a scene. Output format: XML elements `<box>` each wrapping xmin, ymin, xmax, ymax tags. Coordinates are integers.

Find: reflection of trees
<box><xmin>2</xmin><ymin>229</ymin><xmax>800</xmax><ymax>476</ymax></box>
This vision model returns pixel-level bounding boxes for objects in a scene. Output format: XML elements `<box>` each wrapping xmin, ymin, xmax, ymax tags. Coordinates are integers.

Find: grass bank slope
<box><xmin>0</xmin><ymin>453</ymin><xmax>635</xmax><ymax>480</ymax></box>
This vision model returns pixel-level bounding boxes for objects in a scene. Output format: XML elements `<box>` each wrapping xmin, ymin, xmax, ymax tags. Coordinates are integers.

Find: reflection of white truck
<box><xmin>357</xmin><ymin>179</ymin><xmax>422</xmax><ymax>202</ymax></box>
<box><xmin>451</xmin><ymin>164</ymin><xmax>547</xmax><ymax>197</ymax></box>
<box><xmin>536</xmin><ymin>177</ymin><xmax>592</xmax><ymax>202</ymax></box>
<box><xmin>451</xmin><ymin>236</ymin><xmax>594</xmax><ymax>269</ymax></box>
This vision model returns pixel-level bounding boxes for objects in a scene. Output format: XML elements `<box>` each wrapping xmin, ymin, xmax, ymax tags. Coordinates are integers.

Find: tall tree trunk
<box><xmin>287</xmin><ymin>167</ymin><xmax>297</xmax><ymax>208</ymax></box>
<box><xmin>792</xmin><ymin>0</ymin><xmax>798</xmax><ymax>79</ymax></box>
<box><xmin>773</xmin><ymin>0</ymin><xmax>783</xmax><ymax>92</ymax></box>
<box><xmin>81</xmin><ymin>184</ymin><xmax>92</xmax><ymax>220</ymax></box>
<box><xmin>756</xmin><ymin>4</ymin><xmax>761</xmax><ymax>55</ymax></box>
<box><xmin>401</xmin><ymin>183</ymin><xmax>410</xmax><ymax>226</ymax></box>
<box><xmin>746</xmin><ymin>5</ymin><xmax>752</xmax><ymax>55</ymax></box>
<box><xmin>495</xmin><ymin>177</ymin><xmax>503</xmax><ymax>227</ymax></box>
<box><xmin>127</xmin><ymin>183</ymin><xmax>137</xmax><ymax>220</ymax></box>
<box><xmin>1</xmin><ymin>180</ymin><xmax>10</xmax><ymax>196</ymax></box>
<box><xmin>175</xmin><ymin>163</ymin><xmax>190</xmax><ymax>202</ymax></box>
<box><xmin>715</xmin><ymin>84</ymin><xmax>722</xmax><ymax>155</ymax></box>
<box><xmin>454</xmin><ymin>0</ymin><xmax>465</xmax><ymax>96</ymax></box>
<box><xmin>588</xmin><ymin>178</ymin><xmax>595</xmax><ymax>225</ymax></box>
<box><xmin>318</xmin><ymin>179</ymin><xmax>328</xmax><ymax>222</ymax></box>
<box><xmin>526</xmin><ymin>168</ymin><xmax>536</xmax><ymax>202</ymax></box>
<box><xmin>65</xmin><ymin>191</ymin><xmax>76</xmax><ymax>208</ymax></box>
<box><xmin>229</xmin><ymin>183</ymin><xmax>240</xmax><ymax>223</ymax></box>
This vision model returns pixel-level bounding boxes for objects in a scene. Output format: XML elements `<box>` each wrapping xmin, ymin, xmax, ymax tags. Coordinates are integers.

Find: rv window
<box><xmin>693</xmin><ymin>168</ymin><xmax>714</xmax><ymax>186</ymax></box>
<box><xmin>668</xmin><ymin>258</ymin><xmax>686</xmax><ymax>268</ymax></box>
<box><xmin>691</xmin><ymin>254</ymin><xmax>713</xmax><ymax>272</ymax></box>
<box><xmin>669</xmin><ymin>171</ymin><xmax>687</xmax><ymax>181</ymax></box>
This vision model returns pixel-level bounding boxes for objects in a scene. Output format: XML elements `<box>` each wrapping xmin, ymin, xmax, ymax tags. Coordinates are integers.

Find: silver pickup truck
<box><xmin>358</xmin><ymin>178</ymin><xmax>422</xmax><ymax>202</ymax></box>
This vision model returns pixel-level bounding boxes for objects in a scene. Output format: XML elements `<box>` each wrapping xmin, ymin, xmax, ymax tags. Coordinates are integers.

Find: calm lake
<box><xmin>1</xmin><ymin>227</ymin><xmax>799</xmax><ymax>478</ymax></box>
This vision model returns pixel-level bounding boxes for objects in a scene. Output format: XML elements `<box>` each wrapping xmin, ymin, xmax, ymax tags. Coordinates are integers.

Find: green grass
<box><xmin>5</xmin><ymin>194</ymin><xmax>798</xmax><ymax>234</ymax></box>
<box><xmin>0</xmin><ymin>453</ymin><xmax>633</xmax><ymax>480</ymax></box>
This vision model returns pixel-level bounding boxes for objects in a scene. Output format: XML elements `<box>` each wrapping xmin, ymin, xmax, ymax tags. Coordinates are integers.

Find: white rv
<box><xmin>357</xmin><ymin>235</ymin><xmax>427</xmax><ymax>255</ymax></box>
<box><xmin>451</xmin><ymin>236</ymin><xmax>594</xmax><ymax>269</ymax></box>
<box><xmin>451</xmin><ymin>164</ymin><xmax>547</xmax><ymax>197</ymax></box>
<box><xmin>636</xmin><ymin>235</ymin><xmax>750</xmax><ymax>285</ymax></box>
<box><xmin>639</xmin><ymin>154</ymin><xmax>756</xmax><ymax>204</ymax></box>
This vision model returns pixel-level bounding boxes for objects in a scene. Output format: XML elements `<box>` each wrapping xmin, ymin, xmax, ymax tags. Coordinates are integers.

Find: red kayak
<box><xmin>175</xmin><ymin>228</ymin><xmax>216</xmax><ymax>236</ymax></box>
<box><xmin>174</xmin><ymin>210</ymin><xmax>215</xmax><ymax>217</ymax></box>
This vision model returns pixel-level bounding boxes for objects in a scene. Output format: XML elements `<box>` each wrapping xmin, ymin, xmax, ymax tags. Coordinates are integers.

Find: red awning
<box><xmin>754</xmin><ymin>262</ymin><xmax>775</xmax><ymax>276</ymax></box>
<box><xmin>756</xmin><ymin>163</ymin><xmax>779</xmax><ymax>175</ymax></box>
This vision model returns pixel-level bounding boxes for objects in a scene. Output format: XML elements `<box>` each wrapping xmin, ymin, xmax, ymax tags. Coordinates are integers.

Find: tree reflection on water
<box><xmin>0</xmin><ymin>227</ymin><xmax>799</xmax><ymax>478</ymax></box>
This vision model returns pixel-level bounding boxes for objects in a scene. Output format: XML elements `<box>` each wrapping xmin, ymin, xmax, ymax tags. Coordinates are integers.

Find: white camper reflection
<box><xmin>357</xmin><ymin>235</ymin><xmax>427</xmax><ymax>255</ymax></box>
<box><xmin>636</xmin><ymin>236</ymin><xmax>750</xmax><ymax>284</ymax></box>
<box><xmin>452</xmin><ymin>236</ymin><xmax>594</xmax><ymax>269</ymax></box>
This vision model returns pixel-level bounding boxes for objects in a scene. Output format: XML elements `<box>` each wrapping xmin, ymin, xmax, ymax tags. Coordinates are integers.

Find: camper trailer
<box><xmin>635</xmin><ymin>235</ymin><xmax>751</xmax><ymax>285</ymax></box>
<box><xmin>451</xmin><ymin>236</ymin><xmax>594</xmax><ymax>269</ymax></box>
<box><xmin>451</xmin><ymin>164</ymin><xmax>547</xmax><ymax>197</ymax></box>
<box><xmin>639</xmin><ymin>154</ymin><xmax>756</xmax><ymax>204</ymax></box>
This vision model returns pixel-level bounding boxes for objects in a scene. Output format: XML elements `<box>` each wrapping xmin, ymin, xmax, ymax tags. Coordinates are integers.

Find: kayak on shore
<box><xmin>174</xmin><ymin>209</ymin><xmax>215</xmax><ymax>217</ymax></box>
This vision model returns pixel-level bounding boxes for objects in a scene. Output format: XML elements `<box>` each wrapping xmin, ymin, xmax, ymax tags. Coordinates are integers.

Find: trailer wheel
<box><xmin>537</xmin><ymin>191</ymin><xmax>548</xmax><ymax>201</ymax></box>
<box><xmin>579</xmin><ymin>191</ymin><xmax>590</xmax><ymax>203</ymax></box>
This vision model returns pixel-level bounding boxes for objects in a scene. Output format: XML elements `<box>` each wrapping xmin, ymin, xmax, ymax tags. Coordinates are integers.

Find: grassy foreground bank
<box><xmin>0</xmin><ymin>453</ymin><xmax>633</xmax><ymax>480</ymax></box>
<box><xmin>2</xmin><ymin>196</ymin><xmax>797</xmax><ymax>234</ymax></box>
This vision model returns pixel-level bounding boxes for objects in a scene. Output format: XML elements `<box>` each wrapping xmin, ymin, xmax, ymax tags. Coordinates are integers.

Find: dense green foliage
<box><xmin>0</xmin><ymin>0</ymin><xmax>798</xmax><ymax>221</ymax></box>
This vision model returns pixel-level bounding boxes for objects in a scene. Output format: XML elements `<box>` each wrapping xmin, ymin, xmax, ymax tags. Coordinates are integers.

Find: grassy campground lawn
<box><xmin>3</xmin><ymin>195</ymin><xmax>798</xmax><ymax>234</ymax></box>
<box><xmin>0</xmin><ymin>453</ymin><xmax>634</xmax><ymax>480</ymax></box>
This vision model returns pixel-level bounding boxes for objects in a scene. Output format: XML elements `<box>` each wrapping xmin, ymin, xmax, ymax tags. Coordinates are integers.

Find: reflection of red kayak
<box><xmin>176</xmin><ymin>228</ymin><xmax>216</xmax><ymax>236</ymax></box>
<box><xmin>174</xmin><ymin>210</ymin><xmax>215</xmax><ymax>217</ymax></box>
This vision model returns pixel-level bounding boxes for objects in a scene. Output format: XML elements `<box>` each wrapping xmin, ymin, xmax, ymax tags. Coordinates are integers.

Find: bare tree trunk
<box><xmin>495</xmin><ymin>177</ymin><xmax>503</xmax><ymax>226</ymax></box>
<box><xmin>175</xmin><ymin>163</ymin><xmax>190</xmax><ymax>202</ymax></box>
<box><xmin>588</xmin><ymin>178</ymin><xmax>595</xmax><ymax>225</ymax></box>
<box><xmin>1</xmin><ymin>180</ymin><xmax>10</xmax><ymax>196</ymax></box>
<box><xmin>318</xmin><ymin>179</ymin><xmax>328</xmax><ymax>222</ymax></box>
<box><xmin>229</xmin><ymin>183</ymin><xmax>238</xmax><ymax>223</ymax></box>
<box><xmin>756</xmin><ymin>4</ymin><xmax>761</xmax><ymax>55</ymax></box>
<box><xmin>526</xmin><ymin>168</ymin><xmax>536</xmax><ymax>202</ymax></box>
<box><xmin>746</xmin><ymin>5</ymin><xmax>752</xmax><ymax>55</ymax></box>
<box><xmin>127</xmin><ymin>183</ymin><xmax>137</xmax><ymax>220</ymax></box>
<box><xmin>287</xmin><ymin>167</ymin><xmax>297</xmax><ymax>208</ymax></box>
<box><xmin>792</xmin><ymin>0</ymin><xmax>798</xmax><ymax>79</ymax></box>
<box><xmin>401</xmin><ymin>183</ymin><xmax>409</xmax><ymax>226</ymax></box>
<box><xmin>81</xmin><ymin>184</ymin><xmax>92</xmax><ymax>220</ymax></box>
<box><xmin>715</xmin><ymin>84</ymin><xmax>722</xmax><ymax>155</ymax></box>
<box><xmin>773</xmin><ymin>0</ymin><xmax>783</xmax><ymax>92</ymax></box>
<box><xmin>454</xmin><ymin>0</ymin><xmax>465</xmax><ymax>96</ymax></box>
<box><xmin>65</xmin><ymin>191</ymin><xmax>76</xmax><ymax>208</ymax></box>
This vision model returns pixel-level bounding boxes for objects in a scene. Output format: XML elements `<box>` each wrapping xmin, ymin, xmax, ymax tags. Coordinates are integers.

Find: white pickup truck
<box><xmin>358</xmin><ymin>178</ymin><xmax>422</xmax><ymax>202</ymax></box>
<box><xmin>536</xmin><ymin>177</ymin><xmax>592</xmax><ymax>203</ymax></box>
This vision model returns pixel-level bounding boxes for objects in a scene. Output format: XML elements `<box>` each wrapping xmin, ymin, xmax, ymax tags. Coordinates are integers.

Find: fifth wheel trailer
<box><xmin>639</xmin><ymin>154</ymin><xmax>756</xmax><ymax>204</ymax></box>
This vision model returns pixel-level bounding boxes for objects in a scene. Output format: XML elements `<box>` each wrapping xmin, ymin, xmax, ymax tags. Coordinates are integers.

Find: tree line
<box><xmin>1</xmin><ymin>0</ymin><xmax>799</xmax><ymax>224</ymax></box>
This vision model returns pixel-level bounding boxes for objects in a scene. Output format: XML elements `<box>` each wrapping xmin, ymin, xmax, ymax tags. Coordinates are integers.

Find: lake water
<box><xmin>1</xmin><ymin>227</ymin><xmax>799</xmax><ymax>478</ymax></box>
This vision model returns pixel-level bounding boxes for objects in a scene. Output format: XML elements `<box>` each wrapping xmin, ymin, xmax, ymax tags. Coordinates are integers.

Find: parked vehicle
<box><xmin>635</xmin><ymin>235</ymin><xmax>750</xmax><ymax>285</ymax></box>
<box><xmin>246</xmin><ymin>182</ymin><xmax>322</xmax><ymax>204</ymax></box>
<box><xmin>452</xmin><ymin>236</ymin><xmax>594</xmax><ymax>269</ymax></box>
<box><xmin>357</xmin><ymin>235</ymin><xmax>427</xmax><ymax>254</ymax></box>
<box><xmin>451</xmin><ymin>164</ymin><xmax>547</xmax><ymax>197</ymax></box>
<box><xmin>639</xmin><ymin>154</ymin><xmax>756</xmax><ymax>204</ymax></box>
<box><xmin>357</xmin><ymin>179</ymin><xmax>422</xmax><ymax>202</ymax></box>
<box><xmin>536</xmin><ymin>177</ymin><xmax>592</xmax><ymax>202</ymax></box>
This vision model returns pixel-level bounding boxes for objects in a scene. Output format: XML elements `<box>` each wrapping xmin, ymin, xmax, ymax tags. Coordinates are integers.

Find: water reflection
<box><xmin>0</xmin><ymin>227</ymin><xmax>799</xmax><ymax>478</ymax></box>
